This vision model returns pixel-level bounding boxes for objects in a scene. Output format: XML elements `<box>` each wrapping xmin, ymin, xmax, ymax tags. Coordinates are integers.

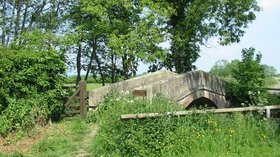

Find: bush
<box><xmin>262</xmin><ymin>92</ymin><xmax>280</xmax><ymax>105</ymax></box>
<box><xmin>228</xmin><ymin>47</ymin><xmax>265</xmax><ymax>106</ymax></box>
<box><xmin>0</xmin><ymin>47</ymin><xmax>66</xmax><ymax>135</ymax></box>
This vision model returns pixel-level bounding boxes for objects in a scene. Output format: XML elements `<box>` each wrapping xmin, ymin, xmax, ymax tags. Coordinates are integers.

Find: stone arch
<box><xmin>186</xmin><ymin>97</ymin><xmax>218</xmax><ymax>109</ymax></box>
<box><xmin>179</xmin><ymin>89</ymin><xmax>227</xmax><ymax>109</ymax></box>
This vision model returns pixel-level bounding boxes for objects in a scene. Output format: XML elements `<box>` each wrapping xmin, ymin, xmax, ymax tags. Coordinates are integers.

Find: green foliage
<box><xmin>264</xmin><ymin>77</ymin><xmax>278</xmax><ymax>87</ymax></box>
<box><xmin>0</xmin><ymin>151</ymin><xmax>25</xmax><ymax>157</ymax></box>
<box><xmin>261</xmin><ymin>92</ymin><xmax>280</xmax><ymax>105</ymax></box>
<box><xmin>262</xmin><ymin>65</ymin><xmax>278</xmax><ymax>86</ymax></box>
<box><xmin>85</xmin><ymin>111</ymin><xmax>97</xmax><ymax>124</ymax></box>
<box><xmin>228</xmin><ymin>47</ymin><xmax>265</xmax><ymax>106</ymax></box>
<box><xmin>210</xmin><ymin>59</ymin><xmax>278</xmax><ymax>87</ymax></box>
<box><xmin>90</xmin><ymin>95</ymin><xmax>280</xmax><ymax>156</ymax></box>
<box><xmin>68</xmin><ymin>0</ymin><xmax>260</xmax><ymax>81</ymax></box>
<box><xmin>0</xmin><ymin>46</ymin><xmax>66</xmax><ymax>135</ymax></box>
<box><xmin>209</xmin><ymin>48</ymin><xmax>279</xmax><ymax>106</ymax></box>
<box><xmin>209</xmin><ymin>59</ymin><xmax>239</xmax><ymax>80</ymax></box>
<box><xmin>159</xmin><ymin>0</ymin><xmax>260</xmax><ymax>73</ymax></box>
<box><xmin>262</xmin><ymin>64</ymin><xmax>278</xmax><ymax>77</ymax></box>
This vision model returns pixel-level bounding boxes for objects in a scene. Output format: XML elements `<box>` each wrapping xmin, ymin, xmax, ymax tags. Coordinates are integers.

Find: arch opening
<box><xmin>186</xmin><ymin>97</ymin><xmax>218</xmax><ymax>110</ymax></box>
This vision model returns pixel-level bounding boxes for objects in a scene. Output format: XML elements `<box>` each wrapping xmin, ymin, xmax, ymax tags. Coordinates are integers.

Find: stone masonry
<box><xmin>88</xmin><ymin>70</ymin><xmax>228</xmax><ymax>109</ymax></box>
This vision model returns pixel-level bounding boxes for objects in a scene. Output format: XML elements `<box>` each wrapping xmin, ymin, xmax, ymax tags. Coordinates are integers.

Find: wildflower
<box><xmin>261</xmin><ymin>133</ymin><xmax>266</xmax><ymax>139</ymax></box>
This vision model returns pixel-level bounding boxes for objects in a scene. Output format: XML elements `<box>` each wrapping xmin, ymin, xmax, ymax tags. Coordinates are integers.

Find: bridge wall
<box><xmin>144</xmin><ymin>70</ymin><xmax>228</xmax><ymax>108</ymax></box>
<box><xmin>88</xmin><ymin>70</ymin><xmax>178</xmax><ymax>108</ymax></box>
<box><xmin>88</xmin><ymin>70</ymin><xmax>228</xmax><ymax>109</ymax></box>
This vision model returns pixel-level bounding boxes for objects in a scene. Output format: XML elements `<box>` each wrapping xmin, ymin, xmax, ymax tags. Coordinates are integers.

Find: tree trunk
<box><xmin>47</xmin><ymin>0</ymin><xmax>56</xmax><ymax>31</ymax></box>
<box><xmin>20</xmin><ymin>0</ymin><xmax>29</xmax><ymax>34</ymax></box>
<box><xmin>93</xmin><ymin>48</ymin><xmax>105</xmax><ymax>86</ymax></box>
<box><xmin>1</xmin><ymin>0</ymin><xmax>7</xmax><ymax>45</ymax></box>
<box><xmin>14</xmin><ymin>0</ymin><xmax>22</xmax><ymax>40</ymax></box>
<box><xmin>122</xmin><ymin>55</ymin><xmax>129</xmax><ymax>80</ymax></box>
<box><xmin>85</xmin><ymin>40</ymin><xmax>105</xmax><ymax>86</ymax></box>
<box><xmin>76</xmin><ymin>43</ymin><xmax>82</xmax><ymax>85</ymax></box>
<box><xmin>111</xmin><ymin>54</ymin><xmax>116</xmax><ymax>83</ymax></box>
<box><xmin>28</xmin><ymin>0</ymin><xmax>47</xmax><ymax>30</ymax></box>
<box><xmin>85</xmin><ymin>48</ymin><xmax>95</xmax><ymax>82</ymax></box>
<box><xmin>7</xmin><ymin>0</ymin><xmax>16</xmax><ymax>45</ymax></box>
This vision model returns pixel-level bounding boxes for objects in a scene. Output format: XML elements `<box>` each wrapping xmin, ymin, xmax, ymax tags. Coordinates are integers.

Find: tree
<box><xmin>262</xmin><ymin>64</ymin><xmax>277</xmax><ymax>77</ymax></box>
<box><xmin>209</xmin><ymin>59</ymin><xmax>239</xmax><ymax>80</ymax></box>
<box><xmin>149</xmin><ymin>0</ymin><xmax>260</xmax><ymax>73</ymax></box>
<box><xmin>230</xmin><ymin>47</ymin><xmax>265</xmax><ymax>106</ymax></box>
<box><xmin>0</xmin><ymin>0</ymin><xmax>71</xmax><ymax>46</ymax></box>
<box><xmin>67</xmin><ymin>0</ymin><xmax>169</xmax><ymax>83</ymax></box>
<box><xmin>65</xmin><ymin>0</ymin><xmax>260</xmax><ymax>84</ymax></box>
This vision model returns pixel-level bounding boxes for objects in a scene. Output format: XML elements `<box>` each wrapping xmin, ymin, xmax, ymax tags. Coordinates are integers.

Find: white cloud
<box><xmin>259</xmin><ymin>0</ymin><xmax>280</xmax><ymax>10</ymax></box>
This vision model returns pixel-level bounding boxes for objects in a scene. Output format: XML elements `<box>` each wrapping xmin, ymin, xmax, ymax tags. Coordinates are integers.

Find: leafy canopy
<box><xmin>69</xmin><ymin>0</ymin><xmax>261</xmax><ymax>76</ymax></box>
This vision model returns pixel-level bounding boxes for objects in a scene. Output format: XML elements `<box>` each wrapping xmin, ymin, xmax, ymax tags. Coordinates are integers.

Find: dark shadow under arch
<box><xmin>186</xmin><ymin>97</ymin><xmax>218</xmax><ymax>110</ymax></box>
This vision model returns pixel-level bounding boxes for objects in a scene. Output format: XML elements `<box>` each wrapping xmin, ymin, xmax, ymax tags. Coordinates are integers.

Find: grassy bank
<box><xmin>90</xmin><ymin>94</ymin><xmax>280</xmax><ymax>156</ymax></box>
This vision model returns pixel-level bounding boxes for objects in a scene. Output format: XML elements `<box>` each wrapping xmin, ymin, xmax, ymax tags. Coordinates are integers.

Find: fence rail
<box><xmin>264</xmin><ymin>88</ymin><xmax>280</xmax><ymax>91</ymax></box>
<box><xmin>120</xmin><ymin>105</ymin><xmax>280</xmax><ymax>120</ymax></box>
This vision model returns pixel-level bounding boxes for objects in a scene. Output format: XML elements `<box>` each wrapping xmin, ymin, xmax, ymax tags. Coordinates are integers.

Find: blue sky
<box><xmin>196</xmin><ymin>0</ymin><xmax>280</xmax><ymax>73</ymax></box>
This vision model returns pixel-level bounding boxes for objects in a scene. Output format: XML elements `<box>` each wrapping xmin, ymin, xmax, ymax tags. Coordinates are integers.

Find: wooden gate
<box><xmin>63</xmin><ymin>81</ymin><xmax>88</xmax><ymax>118</ymax></box>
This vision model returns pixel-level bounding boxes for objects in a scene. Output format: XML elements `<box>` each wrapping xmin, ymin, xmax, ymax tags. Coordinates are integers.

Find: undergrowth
<box><xmin>90</xmin><ymin>93</ymin><xmax>280</xmax><ymax>156</ymax></box>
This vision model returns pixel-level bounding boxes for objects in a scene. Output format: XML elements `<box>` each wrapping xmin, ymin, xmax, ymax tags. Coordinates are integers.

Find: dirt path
<box><xmin>0</xmin><ymin>124</ymin><xmax>53</xmax><ymax>154</ymax></box>
<box><xmin>76</xmin><ymin>124</ymin><xmax>99</xmax><ymax>157</ymax></box>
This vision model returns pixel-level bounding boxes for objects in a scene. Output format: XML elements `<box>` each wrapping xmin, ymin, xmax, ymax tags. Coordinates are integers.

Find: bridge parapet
<box><xmin>88</xmin><ymin>70</ymin><xmax>178</xmax><ymax>107</ymax></box>
<box><xmin>88</xmin><ymin>70</ymin><xmax>228</xmax><ymax>109</ymax></box>
<box><xmin>144</xmin><ymin>70</ymin><xmax>227</xmax><ymax>108</ymax></box>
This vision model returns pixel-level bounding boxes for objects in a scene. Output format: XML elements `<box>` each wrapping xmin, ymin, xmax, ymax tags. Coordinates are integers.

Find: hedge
<box><xmin>0</xmin><ymin>47</ymin><xmax>66</xmax><ymax>135</ymax></box>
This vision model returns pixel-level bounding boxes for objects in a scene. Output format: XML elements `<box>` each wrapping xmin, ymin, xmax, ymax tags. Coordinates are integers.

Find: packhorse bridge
<box><xmin>89</xmin><ymin>70</ymin><xmax>228</xmax><ymax>109</ymax></box>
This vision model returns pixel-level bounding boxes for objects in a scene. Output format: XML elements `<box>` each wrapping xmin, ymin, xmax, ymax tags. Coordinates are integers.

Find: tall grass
<box><xmin>90</xmin><ymin>93</ymin><xmax>280</xmax><ymax>156</ymax></box>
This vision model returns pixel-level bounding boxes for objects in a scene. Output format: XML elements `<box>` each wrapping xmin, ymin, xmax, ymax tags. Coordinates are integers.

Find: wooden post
<box><xmin>79</xmin><ymin>81</ymin><xmax>87</xmax><ymax>118</ymax></box>
<box><xmin>266</xmin><ymin>107</ymin><xmax>271</xmax><ymax>118</ymax></box>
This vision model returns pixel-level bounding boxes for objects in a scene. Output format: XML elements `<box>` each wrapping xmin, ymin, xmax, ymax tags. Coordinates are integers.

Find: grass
<box><xmin>89</xmin><ymin>93</ymin><xmax>280</xmax><ymax>156</ymax></box>
<box><xmin>87</xmin><ymin>83</ymin><xmax>103</xmax><ymax>91</ymax></box>
<box><xmin>64</xmin><ymin>83</ymin><xmax>103</xmax><ymax>91</ymax></box>
<box><xmin>29</xmin><ymin>118</ymin><xmax>90</xmax><ymax>157</ymax></box>
<box><xmin>1</xmin><ymin>93</ymin><xmax>280</xmax><ymax>156</ymax></box>
<box><xmin>65</xmin><ymin>75</ymin><xmax>98</xmax><ymax>84</ymax></box>
<box><xmin>0</xmin><ymin>118</ymin><xmax>91</xmax><ymax>157</ymax></box>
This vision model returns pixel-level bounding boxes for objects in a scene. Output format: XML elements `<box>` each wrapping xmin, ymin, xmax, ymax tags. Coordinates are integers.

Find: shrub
<box><xmin>228</xmin><ymin>47</ymin><xmax>265</xmax><ymax>106</ymax></box>
<box><xmin>0</xmin><ymin>46</ymin><xmax>66</xmax><ymax>135</ymax></box>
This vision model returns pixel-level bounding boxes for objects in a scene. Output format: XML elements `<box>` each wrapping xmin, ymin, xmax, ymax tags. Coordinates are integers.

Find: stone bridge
<box><xmin>89</xmin><ymin>70</ymin><xmax>228</xmax><ymax>109</ymax></box>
